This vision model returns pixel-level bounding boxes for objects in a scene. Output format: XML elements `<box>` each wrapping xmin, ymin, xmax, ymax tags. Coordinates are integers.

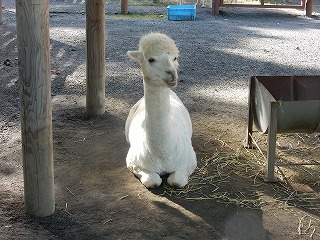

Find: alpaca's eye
<box><xmin>173</xmin><ymin>57</ymin><xmax>177</xmax><ymax>61</ymax></box>
<box><xmin>148</xmin><ymin>58</ymin><xmax>155</xmax><ymax>63</ymax></box>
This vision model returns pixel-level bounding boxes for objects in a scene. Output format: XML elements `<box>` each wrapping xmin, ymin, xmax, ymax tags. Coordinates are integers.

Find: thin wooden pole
<box><xmin>16</xmin><ymin>0</ymin><xmax>55</xmax><ymax>217</ymax></box>
<box><xmin>121</xmin><ymin>0</ymin><xmax>129</xmax><ymax>14</ymax></box>
<box><xmin>0</xmin><ymin>0</ymin><xmax>3</xmax><ymax>25</ymax></box>
<box><xmin>86</xmin><ymin>0</ymin><xmax>106</xmax><ymax>116</ymax></box>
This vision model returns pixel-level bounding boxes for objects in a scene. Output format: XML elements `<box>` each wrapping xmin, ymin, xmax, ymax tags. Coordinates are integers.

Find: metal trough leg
<box><xmin>264</xmin><ymin>102</ymin><xmax>279</xmax><ymax>182</ymax></box>
<box><xmin>244</xmin><ymin>102</ymin><xmax>254</xmax><ymax>148</ymax></box>
<box><xmin>244</xmin><ymin>77</ymin><xmax>255</xmax><ymax>149</ymax></box>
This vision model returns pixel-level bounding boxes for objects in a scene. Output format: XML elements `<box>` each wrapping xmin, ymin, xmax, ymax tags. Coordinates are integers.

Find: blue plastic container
<box><xmin>167</xmin><ymin>5</ymin><xmax>196</xmax><ymax>21</ymax></box>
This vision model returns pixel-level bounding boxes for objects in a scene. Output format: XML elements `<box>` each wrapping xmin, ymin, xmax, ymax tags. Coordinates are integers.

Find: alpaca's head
<box><xmin>127</xmin><ymin>32</ymin><xmax>179</xmax><ymax>88</ymax></box>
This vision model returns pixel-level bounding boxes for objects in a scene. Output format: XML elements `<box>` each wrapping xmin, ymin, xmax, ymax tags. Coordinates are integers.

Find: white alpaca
<box><xmin>125</xmin><ymin>33</ymin><xmax>197</xmax><ymax>188</ymax></box>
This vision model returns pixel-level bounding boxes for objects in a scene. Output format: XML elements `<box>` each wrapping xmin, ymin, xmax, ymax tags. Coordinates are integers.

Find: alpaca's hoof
<box><xmin>140</xmin><ymin>173</ymin><xmax>162</xmax><ymax>188</ymax></box>
<box><xmin>167</xmin><ymin>172</ymin><xmax>188</xmax><ymax>188</ymax></box>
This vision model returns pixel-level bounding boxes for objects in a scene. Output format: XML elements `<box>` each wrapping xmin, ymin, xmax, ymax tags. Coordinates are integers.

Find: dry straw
<box><xmin>162</xmin><ymin>135</ymin><xmax>320</xmax><ymax>214</ymax></box>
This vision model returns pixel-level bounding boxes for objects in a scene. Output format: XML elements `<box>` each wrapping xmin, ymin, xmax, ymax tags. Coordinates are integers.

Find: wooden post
<box><xmin>0</xmin><ymin>0</ymin><xmax>3</xmax><ymax>25</ymax></box>
<box><xmin>120</xmin><ymin>0</ymin><xmax>129</xmax><ymax>14</ymax></box>
<box><xmin>212</xmin><ymin>0</ymin><xmax>220</xmax><ymax>16</ymax></box>
<box><xmin>16</xmin><ymin>0</ymin><xmax>54</xmax><ymax>216</ymax></box>
<box><xmin>86</xmin><ymin>0</ymin><xmax>106</xmax><ymax>116</ymax></box>
<box><xmin>306</xmin><ymin>0</ymin><xmax>313</xmax><ymax>17</ymax></box>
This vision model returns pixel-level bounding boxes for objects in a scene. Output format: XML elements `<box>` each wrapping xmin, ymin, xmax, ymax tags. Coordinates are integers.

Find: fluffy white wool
<box><xmin>139</xmin><ymin>32</ymin><xmax>179</xmax><ymax>57</ymax></box>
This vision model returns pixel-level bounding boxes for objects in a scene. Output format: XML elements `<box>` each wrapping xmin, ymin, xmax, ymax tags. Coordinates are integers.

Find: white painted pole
<box><xmin>16</xmin><ymin>0</ymin><xmax>55</xmax><ymax>217</ymax></box>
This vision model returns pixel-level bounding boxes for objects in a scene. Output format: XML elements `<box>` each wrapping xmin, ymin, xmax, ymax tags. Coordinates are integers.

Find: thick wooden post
<box><xmin>121</xmin><ymin>0</ymin><xmax>129</xmax><ymax>14</ymax></box>
<box><xmin>86</xmin><ymin>0</ymin><xmax>106</xmax><ymax>116</ymax></box>
<box><xmin>0</xmin><ymin>0</ymin><xmax>3</xmax><ymax>25</ymax></box>
<box><xmin>16</xmin><ymin>0</ymin><xmax>55</xmax><ymax>217</ymax></box>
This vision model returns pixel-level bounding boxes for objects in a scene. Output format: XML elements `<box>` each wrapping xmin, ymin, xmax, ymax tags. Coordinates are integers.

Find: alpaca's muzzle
<box><xmin>165</xmin><ymin>70</ymin><xmax>178</xmax><ymax>87</ymax></box>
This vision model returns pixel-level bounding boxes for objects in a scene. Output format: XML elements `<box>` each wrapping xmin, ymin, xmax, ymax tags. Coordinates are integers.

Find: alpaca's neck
<box><xmin>143</xmin><ymin>82</ymin><xmax>171</xmax><ymax>147</ymax></box>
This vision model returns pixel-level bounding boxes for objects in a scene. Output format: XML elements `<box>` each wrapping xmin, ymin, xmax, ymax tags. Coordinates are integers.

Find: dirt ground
<box><xmin>1</xmin><ymin>1</ymin><xmax>320</xmax><ymax>239</ymax></box>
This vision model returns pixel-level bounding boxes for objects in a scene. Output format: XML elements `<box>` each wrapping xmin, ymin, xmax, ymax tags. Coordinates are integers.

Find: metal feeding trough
<box><xmin>244</xmin><ymin>76</ymin><xmax>320</xmax><ymax>182</ymax></box>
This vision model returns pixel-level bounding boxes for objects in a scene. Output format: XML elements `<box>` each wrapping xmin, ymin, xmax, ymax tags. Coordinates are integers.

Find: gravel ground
<box><xmin>2</xmin><ymin>1</ymin><xmax>320</xmax><ymax>107</ymax></box>
<box><xmin>2</xmin><ymin>0</ymin><xmax>320</xmax><ymax>142</ymax></box>
<box><xmin>1</xmin><ymin>0</ymin><xmax>320</xmax><ymax>239</ymax></box>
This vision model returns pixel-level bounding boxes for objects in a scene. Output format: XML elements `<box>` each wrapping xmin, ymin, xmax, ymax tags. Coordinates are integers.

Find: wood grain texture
<box><xmin>16</xmin><ymin>0</ymin><xmax>55</xmax><ymax>217</ymax></box>
<box><xmin>86</xmin><ymin>0</ymin><xmax>106</xmax><ymax>116</ymax></box>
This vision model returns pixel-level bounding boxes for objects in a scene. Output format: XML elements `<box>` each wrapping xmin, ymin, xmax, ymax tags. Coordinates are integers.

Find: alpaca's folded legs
<box><xmin>129</xmin><ymin>165</ymin><xmax>162</xmax><ymax>188</ymax></box>
<box><xmin>167</xmin><ymin>171</ymin><xmax>189</xmax><ymax>188</ymax></box>
<box><xmin>140</xmin><ymin>171</ymin><xmax>162</xmax><ymax>188</ymax></box>
<box><xmin>134</xmin><ymin>170</ymin><xmax>162</xmax><ymax>188</ymax></box>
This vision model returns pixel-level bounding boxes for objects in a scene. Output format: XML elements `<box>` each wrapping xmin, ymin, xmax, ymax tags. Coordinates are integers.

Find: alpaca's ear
<box><xmin>127</xmin><ymin>50</ymin><xmax>142</xmax><ymax>62</ymax></box>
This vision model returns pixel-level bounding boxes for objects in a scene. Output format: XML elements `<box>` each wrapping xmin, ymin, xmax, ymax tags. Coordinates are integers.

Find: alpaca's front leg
<box><xmin>167</xmin><ymin>171</ymin><xmax>189</xmax><ymax>188</ymax></box>
<box><xmin>140</xmin><ymin>171</ymin><xmax>162</xmax><ymax>188</ymax></box>
<box><xmin>128</xmin><ymin>165</ymin><xmax>162</xmax><ymax>188</ymax></box>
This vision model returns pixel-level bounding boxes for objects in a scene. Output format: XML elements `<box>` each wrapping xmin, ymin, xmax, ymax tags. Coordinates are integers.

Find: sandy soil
<box><xmin>1</xmin><ymin>1</ymin><xmax>320</xmax><ymax>239</ymax></box>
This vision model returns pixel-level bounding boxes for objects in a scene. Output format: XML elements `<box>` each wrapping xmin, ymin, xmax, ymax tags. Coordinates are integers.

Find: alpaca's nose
<box><xmin>166</xmin><ymin>70</ymin><xmax>177</xmax><ymax>80</ymax></box>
